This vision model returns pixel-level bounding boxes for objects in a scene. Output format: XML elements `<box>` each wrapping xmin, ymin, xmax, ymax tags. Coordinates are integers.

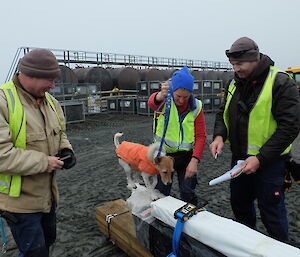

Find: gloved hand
<box><xmin>290</xmin><ymin>159</ymin><xmax>300</xmax><ymax>185</ymax></box>
<box><xmin>283</xmin><ymin>157</ymin><xmax>300</xmax><ymax>192</ymax></box>
<box><xmin>56</xmin><ymin>148</ymin><xmax>76</xmax><ymax>169</ymax></box>
<box><xmin>283</xmin><ymin>169</ymin><xmax>292</xmax><ymax>192</ymax></box>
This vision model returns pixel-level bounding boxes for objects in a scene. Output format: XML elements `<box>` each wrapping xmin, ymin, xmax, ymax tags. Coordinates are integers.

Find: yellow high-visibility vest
<box><xmin>155</xmin><ymin>98</ymin><xmax>202</xmax><ymax>152</ymax></box>
<box><xmin>223</xmin><ymin>66</ymin><xmax>292</xmax><ymax>155</ymax></box>
<box><xmin>0</xmin><ymin>81</ymin><xmax>61</xmax><ymax>197</ymax></box>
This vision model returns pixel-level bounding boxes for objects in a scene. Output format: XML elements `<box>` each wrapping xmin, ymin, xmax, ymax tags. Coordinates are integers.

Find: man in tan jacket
<box><xmin>0</xmin><ymin>49</ymin><xmax>76</xmax><ymax>257</ymax></box>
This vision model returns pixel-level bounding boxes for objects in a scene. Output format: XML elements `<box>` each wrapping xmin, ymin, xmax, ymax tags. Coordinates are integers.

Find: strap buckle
<box><xmin>105</xmin><ymin>210</ymin><xmax>129</xmax><ymax>224</ymax></box>
<box><xmin>174</xmin><ymin>203</ymin><xmax>204</xmax><ymax>222</ymax></box>
<box><xmin>105</xmin><ymin>214</ymin><xmax>116</xmax><ymax>224</ymax></box>
<box><xmin>168</xmin><ymin>203</ymin><xmax>206</xmax><ymax>257</ymax></box>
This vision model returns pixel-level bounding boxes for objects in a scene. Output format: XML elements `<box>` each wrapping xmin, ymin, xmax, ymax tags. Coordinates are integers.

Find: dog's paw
<box><xmin>138</xmin><ymin>181</ymin><xmax>145</xmax><ymax>186</ymax></box>
<box><xmin>151</xmin><ymin>189</ymin><xmax>167</xmax><ymax>201</ymax></box>
<box><xmin>150</xmin><ymin>192</ymin><xmax>159</xmax><ymax>201</ymax></box>
<box><xmin>127</xmin><ymin>184</ymin><xmax>137</xmax><ymax>191</ymax></box>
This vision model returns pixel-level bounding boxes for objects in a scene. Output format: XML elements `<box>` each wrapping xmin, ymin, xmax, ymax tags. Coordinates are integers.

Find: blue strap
<box><xmin>167</xmin><ymin>212</ymin><xmax>185</xmax><ymax>257</ymax></box>
<box><xmin>169</xmin><ymin>92</ymin><xmax>185</xmax><ymax>146</ymax></box>
<box><xmin>156</xmin><ymin>99</ymin><xmax>166</xmax><ymax>112</ymax></box>
<box><xmin>177</xmin><ymin>109</ymin><xmax>185</xmax><ymax>147</ymax></box>
<box><xmin>157</xmin><ymin>89</ymin><xmax>172</xmax><ymax>157</ymax></box>
<box><xmin>167</xmin><ymin>205</ymin><xmax>207</xmax><ymax>257</ymax></box>
<box><xmin>173</xmin><ymin>213</ymin><xmax>185</xmax><ymax>256</ymax></box>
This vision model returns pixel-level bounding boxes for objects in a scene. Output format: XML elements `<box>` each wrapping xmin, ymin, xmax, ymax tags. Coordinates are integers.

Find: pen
<box><xmin>60</xmin><ymin>155</ymin><xmax>71</xmax><ymax>161</ymax></box>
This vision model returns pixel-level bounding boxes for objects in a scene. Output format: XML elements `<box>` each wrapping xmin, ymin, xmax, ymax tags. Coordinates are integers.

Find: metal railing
<box><xmin>5</xmin><ymin>46</ymin><xmax>232</xmax><ymax>82</ymax></box>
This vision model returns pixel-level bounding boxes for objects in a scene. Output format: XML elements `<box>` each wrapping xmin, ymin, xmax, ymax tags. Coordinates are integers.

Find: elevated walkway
<box><xmin>5</xmin><ymin>46</ymin><xmax>232</xmax><ymax>82</ymax></box>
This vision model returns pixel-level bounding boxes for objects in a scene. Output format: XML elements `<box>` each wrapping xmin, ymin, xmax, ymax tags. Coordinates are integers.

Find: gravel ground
<box><xmin>2</xmin><ymin>112</ymin><xmax>300</xmax><ymax>257</ymax></box>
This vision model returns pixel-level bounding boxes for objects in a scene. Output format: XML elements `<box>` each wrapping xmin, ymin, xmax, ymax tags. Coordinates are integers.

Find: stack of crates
<box><xmin>136</xmin><ymin>80</ymin><xmax>207</xmax><ymax>115</ymax></box>
<box><xmin>107</xmin><ymin>96</ymin><xmax>120</xmax><ymax>113</ymax></box>
<box><xmin>107</xmin><ymin>96</ymin><xmax>137</xmax><ymax>114</ymax></box>
<box><xmin>193</xmin><ymin>81</ymin><xmax>201</xmax><ymax>98</ymax></box>
<box><xmin>211</xmin><ymin>80</ymin><xmax>223</xmax><ymax>112</ymax></box>
<box><xmin>196</xmin><ymin>80</ymin><xmax>223</xmax><ymax>112</ymax></box>
<box><xmin>136</xmin><ymin>81</ymin><xmax>160</xmax><ymax>116</ymax></box>
<box><xmin>118</xmin><ymin>97</ymin><xmax>137</xmax><ymax>114</ymax></box>
<box><xmin>60</xmin><ymin>101</ymin><xmax>85</xmax><ymax>124</ymax></box>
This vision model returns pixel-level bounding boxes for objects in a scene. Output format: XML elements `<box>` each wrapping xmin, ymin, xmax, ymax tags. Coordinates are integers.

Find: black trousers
<box><xmin>6</xmin><ymin>204</ymin><xmax>56</xmax><ymax>257</ymax></box>
<box><xmin>230</xmin><ymin>158</ymin><xmax>288</xmax><ymax>242</ymax></box>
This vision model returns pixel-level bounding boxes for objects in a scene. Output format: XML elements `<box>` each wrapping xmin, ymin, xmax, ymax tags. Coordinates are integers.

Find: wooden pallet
<box><xmin>95</xmin><ymin>199</ymin><xmax>152</xmax><ymax>257</ymax></box>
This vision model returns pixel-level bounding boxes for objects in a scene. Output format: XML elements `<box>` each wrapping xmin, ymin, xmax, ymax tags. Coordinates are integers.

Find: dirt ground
<box><xmin>3</xmin><ymin>112</ymin><xmax>300</xmax><ymax>257</ymax></box>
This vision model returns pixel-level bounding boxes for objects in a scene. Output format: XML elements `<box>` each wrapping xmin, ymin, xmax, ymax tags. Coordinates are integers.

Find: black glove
<box><xmin>283</xmin><ymin>157</ymin><xmax>300</xmax><ymax>192</ymax></box>
<box><xmin>290</xmin><ymin>159</ymin><xmax>300</xmax><ymax>185</ymax></box>
<box><xmin>56</xmin><ymin>148</ymin><xmax>76</xmax><ymax>169</ymax></box>
<box><xmin>283</xmin><ymin>168</ymin><xmax>292</xmax><ymax>192</ymax></box>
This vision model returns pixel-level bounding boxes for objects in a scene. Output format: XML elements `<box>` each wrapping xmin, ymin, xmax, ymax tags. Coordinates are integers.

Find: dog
<box><xmin>114</xmin><ymin>132</ymin><xmax>174</xmax><ymax>200</ymax></box>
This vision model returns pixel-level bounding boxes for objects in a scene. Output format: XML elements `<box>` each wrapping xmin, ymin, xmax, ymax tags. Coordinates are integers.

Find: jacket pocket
<box><xmin>27</xmin><ymin>132</ymin><xmax>47</xmax><ymax>142</ymax></box>
<box><xmin>26</xmin><ymin>131</ymin><xmax>47</xmax><ymax>152</ymax></box>
<box><xmin>53</xmin><ymin>126</ymin><xmax>61</xmax><ymax>136</ymax></box>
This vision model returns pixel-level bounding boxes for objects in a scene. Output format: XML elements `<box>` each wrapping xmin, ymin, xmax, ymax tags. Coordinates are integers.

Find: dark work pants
<box><xmin>230</xmin><ymin>158</ymin><xmax>288</xmax><ymax>242</ymax></box>
<box><xmin>156</xmin><ymin>150</ymin><xmax>198</xmax><ymax>205</ymax></box>
<box><xmin>6</xmin><ymin>204</ymin><xmax>56</xmax><ymax>257</ymax></box>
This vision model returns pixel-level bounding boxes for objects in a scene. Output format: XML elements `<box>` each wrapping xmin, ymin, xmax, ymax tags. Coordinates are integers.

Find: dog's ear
<box><xmin>168</xmin><ymin>156</ymin><xmax>175</xmax><ymax>171</ymax></box>
<box><xmin>169</xmin><ymin>156</ymin><xmax>175</xmax><ymax>164</ymax></box>
<box><xmin>154</xmin><ymin>156</ymin><xmax>162</xmax><ymax>165</ymax></box>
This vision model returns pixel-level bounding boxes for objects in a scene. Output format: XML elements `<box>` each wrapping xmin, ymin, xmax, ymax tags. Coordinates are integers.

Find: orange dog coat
<box><xmin>116</xmin><ymin>142</ymin><xmax>159</xmax><ymax>175</ymax></box>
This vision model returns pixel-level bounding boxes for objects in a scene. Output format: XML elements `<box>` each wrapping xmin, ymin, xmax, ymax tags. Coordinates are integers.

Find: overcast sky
<box><xmin>1</xmin><ymin>0</ymin><xmax>300</xmax><ymax>83</ymax></box>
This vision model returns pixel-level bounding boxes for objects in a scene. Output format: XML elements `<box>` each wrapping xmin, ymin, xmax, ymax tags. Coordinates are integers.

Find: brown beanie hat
<box><xmin>18</xmin><ymin>49</ymin><xmax>60</xmax><ymax>79</ymax></box>
<box><xmin>225</xmin><ymin>37</ymin><xmax>260</xmax><ymax>62</ymax></box>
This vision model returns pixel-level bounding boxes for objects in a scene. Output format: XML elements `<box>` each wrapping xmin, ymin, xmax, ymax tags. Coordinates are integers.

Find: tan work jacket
<box><xmin>0</xmin><ymin>75</ymin><xmax>72</xmax><ymax>213</ymax></box>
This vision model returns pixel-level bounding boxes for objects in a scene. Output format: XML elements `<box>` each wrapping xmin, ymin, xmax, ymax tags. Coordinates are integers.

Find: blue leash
<box><xmin>157</xmin><ymin>89</ymin><xmax>172</xmax><ymax>157</ymax></box>
<box><xmin>0</xmin><ymin>218</ymin><xmax>7</xmax><ymax>254</ymax></box>
<box><xmin>156</xmin><ymin>91</ymin><xmax>186</xmax><ymax>156</ymax></box>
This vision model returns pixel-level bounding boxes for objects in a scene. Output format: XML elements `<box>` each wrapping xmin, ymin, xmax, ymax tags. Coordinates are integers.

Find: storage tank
<box><xmin>73</xmin><ymin>67</ymin><xmax>113</xmax><ymax>91</ymax></box>
<box><xmin>56</xmin><ymin>65</ymin><xmax>78</xmax><ymax>84</ymax></box>
<box><xmin>214</xmin><ymin>71</ymin><xmax>225</xmax><ymax>81</ymax></box>
<box><xmin>206</xmin><ymin>71</ymin><xmax>219</xmax><ymax>80</ymax></box>
<box><xmin>139</xmin><ymin>69</ymin><xmax>165</xmax><ymax>82</ymax></box>
<box><xmin>54</xmin><ymin>65</ymin><xmax>78</xmax><ymax>95</ymax></box>
<box><xmin>221</xmin><ymin>71</ymin><xmax>234</xmax><ymax>87</ymax></box>
<box><xmin>162</xmin><ymin>69</ymin><xmax>178</xmax><ymax>80</ymax></box>
<box><xmin>191</xmin><ymin>70</ymin><xmax>207</xmax><ymax>81</ymax></box>
<box><xmin>108</xmin><ymin>67</ymin><xmax>140</xmax><ymax>90</ymax></box>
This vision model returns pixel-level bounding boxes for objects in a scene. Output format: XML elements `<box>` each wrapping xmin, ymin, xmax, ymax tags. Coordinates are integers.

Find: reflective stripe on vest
<box><xmin>0</xmin><ymin>81</ymin><xmax>60</xmax><ymax>197</ymax></box>
<box><xmin>223</xmin><ymin>66</ymin><xmax>292</xmax><ymax>155</ymax></box>
<box><xmin>155</xmin><ymin>98</ymin><xmax>202</xmax><ymax>152</ymax></box>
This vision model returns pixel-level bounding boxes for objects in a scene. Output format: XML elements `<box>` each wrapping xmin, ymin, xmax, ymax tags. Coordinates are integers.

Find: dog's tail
<box><xmin>147</xmin><ymin>142</ymin><xmax>161</xmax><ymax>162</ymax></box>
<box><xmin>114</xmin><ymin>132</ymin><xmax>123</xmax><ymax>148</ymax></box>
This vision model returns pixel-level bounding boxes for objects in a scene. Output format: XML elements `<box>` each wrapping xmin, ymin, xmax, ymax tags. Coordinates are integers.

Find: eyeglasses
<box><xmin>225</xmin><ymin>49</ymin><xmax>250</xmax><ymax>58</ymax></box>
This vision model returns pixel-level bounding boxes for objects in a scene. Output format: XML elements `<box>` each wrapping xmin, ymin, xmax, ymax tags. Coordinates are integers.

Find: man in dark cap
<box><xmin>0</xmin><ymin>48</ymin><xmax>76</xmax><ymax>256</ymax></box>
<box><xmin>210</xmin><ymin>37</ymin><xmax>300</xmax><ymax>242</ymax></box>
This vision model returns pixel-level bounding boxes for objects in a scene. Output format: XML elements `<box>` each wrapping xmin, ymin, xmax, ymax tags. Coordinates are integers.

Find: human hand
<box><xmin>209</xmin><ymin>136</ymin><xmax>224</xmax><ymax>159</ymax></box>
<box><xmin>156</xmin><ymin>82</ymin><xmax>170</xmax><ymax>102</ymax></box>
<box><xmin>283</xmin><ymin>170</ymin><xmax>292</xmax><ymax>192</ymax></box>
<box><xmin>242</xmin><ymin>156</ymin><xmax>260</xmax><ymax>174</ymax></box>
<box><xmin>47</xmin><ymin>156</ymin><xmax>64</xmax><ymax>172</ymax></box>
<box><xmin>185</xmin><ymin>157</ymin><xmax>198</xmax><ymax>179</ymax></box>
<box><xmin>56</xmin><ymin>148</ymin><xmax>76</xmax><ymax>169</ymax></box>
